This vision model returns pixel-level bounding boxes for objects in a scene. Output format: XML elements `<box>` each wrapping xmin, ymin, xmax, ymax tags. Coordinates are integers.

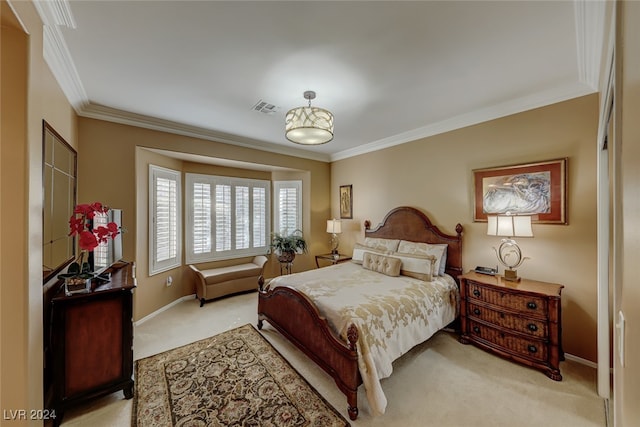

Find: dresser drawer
<box><xmin>468</xmin><ymin>320</ymin><xmax>548</xmax><ymax>363</ymax></box>
<box><xmin>467</xmin><ymin>281</ymin><xmax>548</xmax><ymax>317</ymax></box>
<box><xmin>468</xmin><ymin>302</ymin><xmax>548</xmax><ymax>338</ymax></box>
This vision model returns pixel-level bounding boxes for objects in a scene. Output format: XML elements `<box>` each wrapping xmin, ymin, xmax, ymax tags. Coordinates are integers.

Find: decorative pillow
<box><xmin>362</xmin><ymin>252</ymin><xmax>402</xmax><ymax>277</ymax></box>
<box><xmin>397</xmin><ymin>241</ymin><xmax>448</xmax><ymax>276</ymax></box>
<box><xmin>363</xmin><ymin>237</ymin><xmax>401</xmax><ymax>252</ymax></box>
<box><xmin>390</xmin><ymin>252</ymin><xmax>437</xmax><ymax>282</ymax></box>
<box><xmin>352</xmin><ymin>243</ymin><xmax>389</xmax><ymax>264</ymax></box>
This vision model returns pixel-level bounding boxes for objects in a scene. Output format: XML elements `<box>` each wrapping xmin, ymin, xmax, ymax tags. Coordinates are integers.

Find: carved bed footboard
<box><xmin>257</xmin><ymin>206</ymin><xmax>463</xmax><ymax>421</ymax></box>
<box><xmin>257</xmin><ymin>278</ymin><xmax>361</xmax><ymax>420</ymax></box>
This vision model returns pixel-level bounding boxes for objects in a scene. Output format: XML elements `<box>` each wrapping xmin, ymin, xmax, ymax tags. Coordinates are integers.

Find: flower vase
<box><xmin>64</xmin><ymin>276</ymin><xmax>91</xmax><ymax>296</ymax></box>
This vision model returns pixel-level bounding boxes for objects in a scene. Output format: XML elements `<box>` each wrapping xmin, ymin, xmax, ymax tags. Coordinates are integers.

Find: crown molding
<box><xmin>574</xmin><ymin>0</ymin><xmax>607</xmax><ymax>90</ymax></box>
<box><xmin>33</xmin><ymin>0</ymin><xmax>75</xmax><ymax>28</ymax></box>
<box><xmin>79</xmin><ymin>104</ymin><xmax>331</xmax><ymax>163</ymax></box>
<box><xmin>42</xmin><ymin>24</ymin><xmax>88</xmax><ymax>109</ymax></box>
<box><xmin>330</xmin><ymin>82</ymin><xmax>596</xmax><ymax>162</ymax></box>
<box><xmin>35</xmin><ymin>0</ymin><xmax>88</xmax><ymax>110</ymax></box>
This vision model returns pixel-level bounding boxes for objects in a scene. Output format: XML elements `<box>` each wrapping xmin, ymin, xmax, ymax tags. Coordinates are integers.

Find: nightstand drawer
<box><xmin>468</xmin><ymin>320</ymin><xmax>548</xmax><ymax>363</ymax></box>
<box><xmin>467</xmin><ymin>281</ymin><xmax>548</xmax><ymax>316</ymax></box>
<box><xmin>468</xmin><ymin>302</ymin><xmax>548</xmax><ymax>338</ymax></box>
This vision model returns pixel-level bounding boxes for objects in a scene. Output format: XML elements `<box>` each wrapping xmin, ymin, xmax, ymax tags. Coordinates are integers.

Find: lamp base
<box><xmin>330</xmin><ymin>233</ymin><xmax>339</xmax><ymax>255</ymax></box>
<box><xmin>503</xmin><ymin>269</ymin><xmax>521</xmax><ymax>282</ymax></box>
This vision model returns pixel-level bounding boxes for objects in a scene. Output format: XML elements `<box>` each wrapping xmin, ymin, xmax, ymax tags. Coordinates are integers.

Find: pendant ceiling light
<box><xmin>285</xmin><ymin>91</ymin><xmax>334</xmax><ymax>145</ymax></box>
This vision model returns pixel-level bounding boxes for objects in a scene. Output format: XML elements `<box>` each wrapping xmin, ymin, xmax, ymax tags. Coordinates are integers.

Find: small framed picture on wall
<box><xmin>340</xmin><ymin>185</ymin><xmax>353</xmax><ymax>219</ymax></box>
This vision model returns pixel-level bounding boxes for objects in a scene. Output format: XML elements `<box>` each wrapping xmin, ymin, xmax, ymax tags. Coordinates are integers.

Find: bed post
<box><xmin>346</xmin><ymin>324</ymin><xmax>359</xmax><ymax>420</ymax></box>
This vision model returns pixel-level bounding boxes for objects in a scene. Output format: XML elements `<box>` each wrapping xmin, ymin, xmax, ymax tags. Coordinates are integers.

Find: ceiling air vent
<box><xmin>252</xmin><ymin>100</ymin><xmax>279</xmax><ymax>114</ymax></box>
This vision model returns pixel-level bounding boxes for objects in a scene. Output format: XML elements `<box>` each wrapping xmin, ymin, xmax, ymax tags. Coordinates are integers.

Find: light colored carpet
<box><xmin>61</xmin><ymin>291</ymin><xmax>606</xmax><ymax>427</ymax></box>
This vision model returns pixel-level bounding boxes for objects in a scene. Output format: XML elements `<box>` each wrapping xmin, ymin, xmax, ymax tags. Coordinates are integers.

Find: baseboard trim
<box><xmin>564</xmin><ymin>352</ymin><xmax>598</xmax><ymax>369</ymax></box>
<box><xmin>135</xmin><ymin>294</ymin><xmax>196</xmax><ymax>326</ymax></box>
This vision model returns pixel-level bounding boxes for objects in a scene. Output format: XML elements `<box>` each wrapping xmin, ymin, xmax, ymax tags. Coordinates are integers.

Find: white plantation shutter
<box><xmin>253</xmin><ymin>187</ymin><xmax>266</xmax><ymax>248</ymax></box>
<box><xmin>150</xmin><ymin>165</ymin><xmax>182</xmax><ymax>274</ymax></box>
<box><xmin>274</xmin><ymin>181</ymin><xmax>302</xmax><ymax>235</ymax></box>
<box><xmin>186</xmin><ymin>174</ymin><xmax>270</xmax><ymax>262</ymax></box>
<box><xmin>215</xmin><ymin>184</ymin><xmax>232</xmax><ymax>252</ymax></box>
<box><xmin>235</xmin><ymin>186</ymin><xmax>250</xmax><ymax>249</ymax></box>
<box><xmin>192</xmin><ymin>182</ymin><xmax>211</xmax><ymax>254</ymax></box>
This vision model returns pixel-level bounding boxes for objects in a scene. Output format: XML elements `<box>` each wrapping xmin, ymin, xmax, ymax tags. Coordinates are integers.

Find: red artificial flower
<box><xmin>78</xmin><ymin>230</ymin><xmax>99</xmax><ymax>251</ymax></box>
<box><xmin>106</xmin><ymin>222</ymin><xmax>120</xmax><ymax>239</ymax></box>
<box><xmin>68</xmin><ymin>202</ymin><xmax>120</xmax><ymax>252</ymax></box>
<box><xmin>68</xmin><ymin>216</ymin><xmax>85</xmax><ymax>236</ymax></box>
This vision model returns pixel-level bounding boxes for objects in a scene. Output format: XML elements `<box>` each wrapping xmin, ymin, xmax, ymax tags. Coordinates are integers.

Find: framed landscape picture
<box><xmin>340</xmin><ymin>185</ymin><xmax>353</xmax><ymax>219</ymax></box>
<box><xmin>473</xmin><ymin>158</ymin><xmax>567</xmax><ymax>224</ymax></box>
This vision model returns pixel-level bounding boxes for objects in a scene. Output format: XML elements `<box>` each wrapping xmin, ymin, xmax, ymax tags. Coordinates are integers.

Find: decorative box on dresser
<box><xmin>458</xmin><ymin>271</ymin><xmax>564</xmax><ymax>381</ymax></box>
<box><xmin>46</xmin><ymin>261</ymin><xmax>136</xmax><ymax>426</ymax></box>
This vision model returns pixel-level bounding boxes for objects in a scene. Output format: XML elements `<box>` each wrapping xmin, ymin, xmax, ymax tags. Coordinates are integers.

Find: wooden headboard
<box><xmin>364</xmin><ymin>206</ymin><xmax>463</xmax><ymax>280</ymax></box>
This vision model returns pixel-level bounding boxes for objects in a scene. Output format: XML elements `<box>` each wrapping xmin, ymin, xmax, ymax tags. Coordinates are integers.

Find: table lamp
<box><xmin>486</xmin><ymin>214</ymin><xmax>533</xmax><ymax>282</ymax></box>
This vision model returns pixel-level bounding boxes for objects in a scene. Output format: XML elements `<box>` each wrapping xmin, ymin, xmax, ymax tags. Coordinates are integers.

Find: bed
<box><xmin>257</xmin><ymin>206</ymin><xmax>463</xmax><ymax>420</ymax></box>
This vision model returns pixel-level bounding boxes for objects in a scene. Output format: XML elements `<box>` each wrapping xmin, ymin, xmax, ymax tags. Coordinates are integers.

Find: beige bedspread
<box><xmin>267</xmin><ymin>261</ymin><xmax>459</xmax><ymax>415</ymax></box>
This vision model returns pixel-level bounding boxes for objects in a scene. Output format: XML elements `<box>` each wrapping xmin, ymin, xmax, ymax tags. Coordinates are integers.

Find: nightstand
<box><xmin>458</xmin><ymin>271</ymin><xmax>564</xmax><ymax>380</ymax></box>
<box><xmin>315</xmin><ymin>253</ymin><xmax>352</xmax><ymax>268</ymax></box>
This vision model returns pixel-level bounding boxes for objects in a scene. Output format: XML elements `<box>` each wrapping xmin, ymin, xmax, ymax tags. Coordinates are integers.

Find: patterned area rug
<box><xmin>132</xmin><ymin>324</ymin><xmax>350</xmax><ymax>426</ymax></box>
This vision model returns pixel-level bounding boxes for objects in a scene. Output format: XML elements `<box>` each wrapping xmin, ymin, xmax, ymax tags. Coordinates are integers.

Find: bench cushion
<box><xmin>199</xmin><ymin>263</ymin><xmax>262</xmax><ymax>285</ymax></box>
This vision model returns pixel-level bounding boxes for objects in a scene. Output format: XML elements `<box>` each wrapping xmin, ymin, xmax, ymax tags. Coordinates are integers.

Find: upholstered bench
<box><xmin>189</xmin><ymin>255</ymin><xmax>268</xmax><ymax>307</ymax></box>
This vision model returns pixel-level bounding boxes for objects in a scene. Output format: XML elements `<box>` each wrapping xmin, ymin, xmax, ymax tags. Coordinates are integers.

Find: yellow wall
<box><xmin>332</xmin><ymin>94</ymin><xmax>599</xmax><ymax>362</ymax></box>
<box><xmin>1</xmin><ymin>0</ymin><xmax>78</xmax><ymax>422</ymax></box>
<box><xmin>77</xmin><ymin>117</ymin><xmax>331</xmax><ymax>320</ymax></box>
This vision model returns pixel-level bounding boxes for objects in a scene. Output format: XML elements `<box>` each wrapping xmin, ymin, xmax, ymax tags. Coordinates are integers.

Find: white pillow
<box><xmin>352</xmin><ymin>243</ymin><xmax>390</xmax><ymax>264</ymax></box>
<box><xmin>389</xmin><ymin>252</ymin><xmax>437</xmax><ymax>282</ymax></box>
<box><xmin>397</xmin><ymin>240</ymin><xmax>448</xmax><ymax>276</ymax></box>
<box><xmin>363</xmin><ymin>237</ymin><xmax>401</xmax><ymax>252</ymax></box>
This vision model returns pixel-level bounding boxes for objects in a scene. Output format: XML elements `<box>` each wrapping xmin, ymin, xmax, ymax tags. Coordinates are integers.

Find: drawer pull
<box><xmin>473</xmin><ymin>308</ymin><xmax>481</xmax><ymax>316</ymax></box>
<box><xmin>527</xmin><ymin>301</ymin><xmax>538</xmax><ymax>310</ymax></box>
<box><xmin>528</xmin><ymin>323</ymin><xmax>538</xmax><ymax>332</ymax></box>
<box><xmin>473</xmin><ymin>289</ymin><xmax>481</xmax><ymax>297</ymax></box>
<box><xmin>527</xmin><ymin>344</ymin><xmax>538</xmax><ymax>353</ymax></box>
<box><xmin>473</xmin><ymin>326</ymin><xmax>481</xmax><ymax>334</ymax></box>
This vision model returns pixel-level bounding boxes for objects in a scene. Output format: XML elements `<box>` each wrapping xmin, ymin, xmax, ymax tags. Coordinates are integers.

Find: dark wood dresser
<box><xmin>458</xmin><ymin>271</ymin><xmax>564</xmax><ymax>380</ymax></box>
<box><xmin>47</xmin><ymin>261</ymin><xmax>136</xmax><ymax>426</ymax></box>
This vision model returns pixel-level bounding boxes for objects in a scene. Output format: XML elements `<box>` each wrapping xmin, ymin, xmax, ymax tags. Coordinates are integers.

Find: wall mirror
<box><xmin>42</xmin><ymin>121</ymin><xmax>77</xmax><ymax>283</ymax></box>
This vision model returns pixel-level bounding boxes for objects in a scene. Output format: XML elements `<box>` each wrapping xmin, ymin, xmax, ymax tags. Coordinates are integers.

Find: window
<box><xmin>273</xmin><ymin>180</ymin><xmax>302</xmax><ymax>235</ymax></box>
<box><xmin>186</xmin><ymin>174</ymin><xmax>270</xmax><ymax>262</ymax></box>
<box><xmin>149</xmin><ymin>165</ymin><xmax>182</xmax><ymax>274</ymax></box>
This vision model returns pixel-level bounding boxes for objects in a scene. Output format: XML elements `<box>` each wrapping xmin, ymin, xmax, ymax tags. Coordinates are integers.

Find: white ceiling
<box><xmin>39</xmin><ymin>1</ymin><xmax>604</xmax><ymax>163</ymax></box>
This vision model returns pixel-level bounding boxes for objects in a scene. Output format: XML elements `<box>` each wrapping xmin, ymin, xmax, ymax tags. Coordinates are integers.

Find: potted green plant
<box><xmin>270</xmin><ymin>229</ymin><xmax>308</xmax><ymax>263</ymax></box>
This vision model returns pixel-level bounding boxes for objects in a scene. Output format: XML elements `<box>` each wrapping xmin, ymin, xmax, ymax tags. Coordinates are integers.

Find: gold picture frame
<box><xmin>339</xmin><ymin>185</ymin><xmax>353</xmax><ymax>219</ymax></box>
<box><xmin>473</xmin><ymin>158</ymin><xmax>567</xmax><ymax>224</ymax></box>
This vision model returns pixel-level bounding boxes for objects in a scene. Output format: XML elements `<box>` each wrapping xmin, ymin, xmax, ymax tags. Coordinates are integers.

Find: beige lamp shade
<box><xmin>487</xmin><ymin>215</ymin><xmax>533</xmax><ymax>238</ymax></box>
<box><xmin>326</xmin><ymin>219</ymin><xmax>342</xmax><ymax>234</ymax></box>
